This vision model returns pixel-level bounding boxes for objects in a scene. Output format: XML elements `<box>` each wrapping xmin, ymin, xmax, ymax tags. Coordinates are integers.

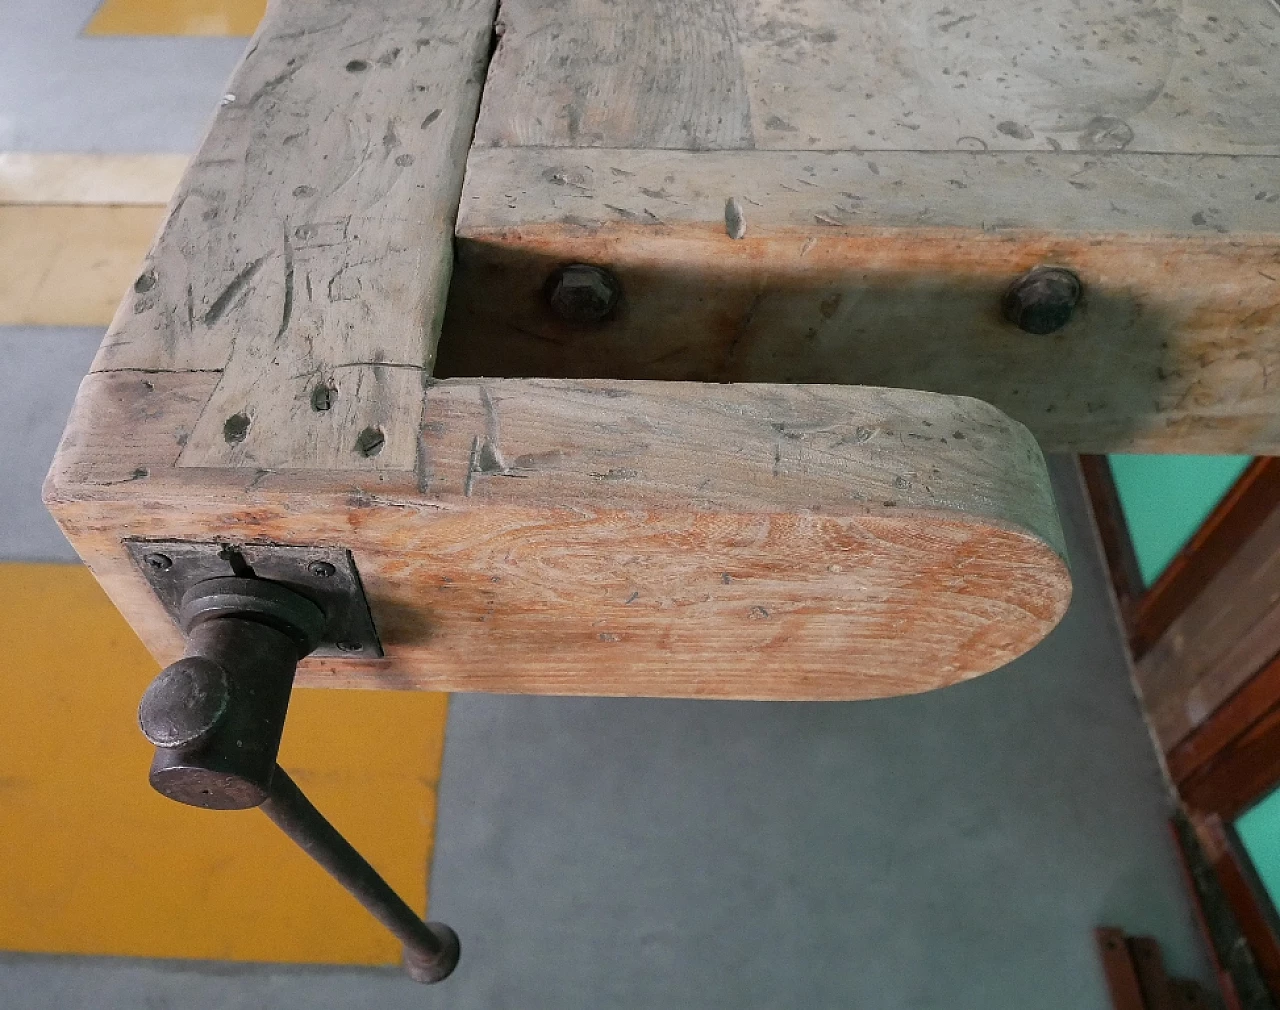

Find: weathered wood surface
<box><xmin>92</xmin><ymin>0</ymin><xmax>498</xmax><ymax>471</ymax></box>
<box><xmin>478</xmin><ymin>0</ymin><xmax>1280</xmax><ymax>155</ymax></box>
<box><xmin>441</xmin><ymin>0</ymin><xmax>1280</xmax><ymax>454</ymax></box>
<box><xmin>1136</xmin><ymin>503</ymin><xmax>1280</xmax><ymax>751</ymax></box>
<box><xmin>47</xmin><ymin>375</ymin><xmax>1070</xmax><ymax>700</ymax></box>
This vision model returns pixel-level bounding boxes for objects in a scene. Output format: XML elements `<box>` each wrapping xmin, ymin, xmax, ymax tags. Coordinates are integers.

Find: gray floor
<box><xmin>1</xmin><ymin>0</ymin><xmax>242</xmax><ymax>153</ymax></box>
<box><xmin>0</xmin><ymin>461</ymin><xmax>1213</xmax><ymax>1008</ymax></box>
<box><xmin>0</xmin><ymin>327</ymin><xmax>103</xmax><ymax>563</ymax></box>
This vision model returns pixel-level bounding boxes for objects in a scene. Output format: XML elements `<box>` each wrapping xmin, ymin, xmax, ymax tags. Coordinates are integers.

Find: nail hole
<box><xmin>355</xmin><ymin>426</ymin><xmax>385</xmax><ymax>457</ymax></box>
<box><xmin>223</xmin><ymin>412</ymin><xmax>251</xmax><ymax>444</ymax></box>
<box><xmin>346</xmin><ymin>59</ymin><xmax>369</xmax><ymax>72</ymax></box>
<box><xmin>310</xmin><ymin>383</ymin><xmax>336</xmax><ymax>412</ymax></box>
<box><xmin>134</xmin><ymin>271</ymin><xmax>156</xmax><ymax>293</ymax></box>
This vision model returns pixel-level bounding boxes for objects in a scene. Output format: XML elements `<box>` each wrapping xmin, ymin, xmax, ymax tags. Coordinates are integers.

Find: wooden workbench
<box><xmin>45</xmin><ymin>0</ymin><xmax>1280</xmax><ymax>699</ymax></box>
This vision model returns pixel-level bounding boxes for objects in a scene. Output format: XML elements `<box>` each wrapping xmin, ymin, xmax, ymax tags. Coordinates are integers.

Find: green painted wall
<box><xmin>1108</xmin><ymin>455</ymin><xmax>1253</xmax><ymax>586</ymax></box>
<box><xmin>1237</xmin><ymin>788</ymin><xmax>1280</xmax><ymax>911</ymax></box>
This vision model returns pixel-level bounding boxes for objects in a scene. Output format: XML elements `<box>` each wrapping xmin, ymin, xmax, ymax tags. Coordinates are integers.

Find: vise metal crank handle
<box><xmin>136</xmin><ymin>576</ymin><xmax>460</xmax><ymax>984</ymax></box>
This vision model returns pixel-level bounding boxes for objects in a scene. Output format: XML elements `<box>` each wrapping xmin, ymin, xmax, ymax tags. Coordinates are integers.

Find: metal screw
<box><xmin>144</xmin><ymin>552</ymin><xmax>174</xmax><ymax>571</ymax></box>
<box><xmin>308</xmin><ymin>561</ymin><xmax>337</xmax><ymax>579</ymax></box>
<box><xmin>336</xmin><ymin>641</ymin><xmax>363</xmax><ymax>653</ymax></box>
<box><xmin>1002</xmin><ymin>266</ymin><xmax>1082</xmax><ymax>335</ymax></box>
<box><xmin>544</xmin><ymin>264</ymin><xmax>621</xmax><ymax>324</ymax></box>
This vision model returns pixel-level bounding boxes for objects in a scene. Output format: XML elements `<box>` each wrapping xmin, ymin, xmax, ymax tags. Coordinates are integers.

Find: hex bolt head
<box><xmin>1002</xmin><ymin>266</ymin><xmax>1082</xmax><ymax>335</ymax></box>
<box><xmin>307</xmin><ymin>561</ymin><xmax>337</xmax><ymax>579</ymax></box>
<box><xmin>144</xmin><ymin>552</ymin><xmax>174</xmax><ymax>572</ymax></box>
<box><xmin>138</xmin><ymin>656</ymin><xmax>231</xmax><ymax>751</ymax></box>
<box><xmin>336</xmin><ymin>641</ymin><xmax>363</xmax><ymax>653</ymax></box>
<box><xmin>544</xmin><ymin>264</ymin><xmax>621</xmax><ymax>324</ymax></box>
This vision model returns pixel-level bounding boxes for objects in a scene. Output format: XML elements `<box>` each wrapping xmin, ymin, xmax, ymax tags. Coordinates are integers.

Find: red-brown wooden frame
<box><xmin>1081</xmin><ymin>455</ymin><xmax>1280</xmax><ymax>1004</ymax></box>
<box><xmin>1081</xmin><ymin>456</ymin><xmax>1280</xmax><ymax>661</ymax></box>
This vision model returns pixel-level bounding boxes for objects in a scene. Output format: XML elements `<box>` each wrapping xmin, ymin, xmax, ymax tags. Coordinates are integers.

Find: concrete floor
<box><xmin>0</xmin><ymin>2</ymin><xmax>1215</xmax><ymax>1006</ymax></box>
<box><xmin>1</xmin><ymin>327</ymin><xmax>101</xmax><ymax>562</ymax></box>
<box><xmin>1</xmin><ymin>0</ymin><xmax>242</xmax><ymax>152</ymax></box>
<box><xmin>0</xmin><ymin>454</ymin><xmax>1214</xmax><ymax>1007</ymax></box>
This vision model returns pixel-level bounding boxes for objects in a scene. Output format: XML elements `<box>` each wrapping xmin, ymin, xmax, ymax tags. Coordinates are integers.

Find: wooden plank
<box><xmin>1131</xmin><ymin>459</ymin><xmax>1279</xmax><ymax>659</ymax></box>
<box><xmin>1137</xmin><ymin>508</ymin><xmax>1280</xmax><ymax>751</ymax></box>
<box><xmin>1080</xmin><ymin>457</ymin><xmax>1278</xmax><ymax>676</ymax></box>
<box><xmin>1177</xmin><ymin>670</ymin><xmax>1280</xmax><ymax>820</ymax></box>
<box><xmin>1168</xmin><ymin>650</ymin><xmax>1280</xmax><ymax>790</ymax></box>
<box><xmin>1079</xmin><ymin>455</ymin><xmax>1145</xmax><ymax>633</ymax></box>
<box><xmin>1196</xmin><ymin>816</ymin><xmax>1280</xmax><ymax>1001</ymax></box>
<box><xmin>46</xmin><ymin>375</ymin><xmax>1070</xmax><ymax>700</ymax></box>
<box><xmin>445</xmin><ymin>0</ymin><xmax>1280</xmax><ymax>455</ymax></box>
<box><xmin>1170</xmin><ymin>816</ymin><xmax>1256</xmax><ymax>1010</ymax></box>
<box><xmin>443</xmin><ymin>146</ymin><xmax>1280</xmax><ymax>454</ymax></box>
<box><xmin>1096</xmin><ymin>928</ymin><xmax>1148</xmax><ymax>1010</ymax></box>
<box><xmin>90</xmin><ymin>0</ymin><xmax>499</xmax><ymax>472</ymax></box>
<box><xmin>477</xmin><ymin>0</ymin><xmax>1280</xmax><ymax>157</ymax></box>
<box><xmin>1129</xmin><ymin>936</ymin><xmax>1177</xmax><ymax>1010</ymax></box>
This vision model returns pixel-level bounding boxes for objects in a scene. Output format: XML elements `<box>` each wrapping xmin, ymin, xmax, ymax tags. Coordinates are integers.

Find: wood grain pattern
<box><xmin>442</xmin><ymin>147</ymin><xmax>1280</xmax><ymax>452</ymax></box>
<box><xmin>481</xmin><ymin>0</ymin><xmax>753</xmax><ymax>149</ymax></box>
<box><xmin>1194</xmin><ymin>816</ymin><xmax>1280</xmax><ymax>1000</ymax></box>
<box><xmin>1176</xmin><ymin>653</ymin><xmax>1280</xmax><ymax>818</ymax></box>
<box><xmin>447</xmin><ymin>0</ymin><xmax>1280</xmax><ymax>454</ymax></box>
<box><xmin>90</xmin><ymin>0</ymin><xmax>498</xmax><ymax>471</ymax></box>
<box><xmin>45</xmin><ymin>0</ymin><xmax>1086</xmax><ymax>698</ymax></box>
<box><xmin>46</xmin><ymin>376</ymin><xmax>1070</xmax><ymax>701</ymax></box>
<box><xmin>1167</xmin><ymin>649</ymin><xmax>1280</xmax><ymax>790</ymax></box>
<box><xmin>1137</xmin><ymin>505</ymin><xmax>1280</xmax><ymax>751</ymax></box>
<box><xmin>477</xmin><ymin>0</ymin><xmax>1280</xmax><ymax>156</ymax></box>
<box><xmin>1129</xmin><ymin>459</ymin><xmax>1280</xmax><ymax>660</ymax></box>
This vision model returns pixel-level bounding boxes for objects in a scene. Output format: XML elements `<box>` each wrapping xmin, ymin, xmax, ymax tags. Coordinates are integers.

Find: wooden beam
<box><xmin>1194</xmin><ymin>816</ymin><xmax>1280</xmax><ymax>1002</ymax></box>
<box><xmin>1136</xmin><ymin>505</ymin><xmax>1280</xmax><ymax>751</ymax></box>
<box><xmin>440</xmin><ymin>0</ymin><xmax>1280</xmax><ymax>455</ymax></box>
<box><xmin>1079</xmin><ymin>455</ymin><xmax>1145</xmax><ymax>633</ymax></box>
<box><xmin>90</xmin><ymin>0</ymin><xmax>499</xmax><ymax>472</ymax></box>
<box><xmin>1096</xmin><ymin>928</ymin><xmax>1148</xmax><ymax>1010</ymax></box>
<box><xmin>46</xmin><ymin>375</ymin><xmax>1070</xmax><ymax>700</ymax></box>
<box><xmin>1132</xmin><ymin>460</ymin><xmax>1280</xmax><ymax>659</ymax></box>
<box><xmin>1168</xmin><ymin>650</ymin><xmax>1280</xmax><ymax>794</ymax></box>
<box><xmin>1129</xmin><ymin>936</ymin><xmax>1177</xmax><ymax>1010</ymax></box>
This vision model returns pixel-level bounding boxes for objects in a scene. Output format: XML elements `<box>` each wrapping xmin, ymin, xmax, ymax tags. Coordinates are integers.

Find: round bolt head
<box><xmin>144</xmin><ymin>552</ymin><xmax>173</xmax><ymax>571</ymax></box>
<box><xmin>1002</xmin><ymin>266</ymin><xmax>1082</xmax><ymax>335</ymax></box>
<box><xmin>138</xmin><ymin>656</ymin><xmax>231</xmax><ymax>751</ymax></box>
<box><xmin>545</xmin><ymin>264</ymin><xmax>621</xmax><ymax>324</ymax></box>
<box><xmin>307</xmin><ymin>560</ymin><xmax>337</xmax><ymax>578</ymax></box>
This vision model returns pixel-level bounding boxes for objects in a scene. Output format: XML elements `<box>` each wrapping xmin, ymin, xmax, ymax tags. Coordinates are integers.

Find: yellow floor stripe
<box><xmin>0</xmin><ymin>205</ymin><xmax>164</xmax><ymax>326</ymax></box>
<box><xmin>0</xmin><ymin>153</ymin><xmax>188</xmax><ymax>205</ymax></box>
<box><xmin>86</xmin><ymin>0</ymin><xmax>265</xmax><ymax>36</ymax></box>
<box><xmin>0</xmin><ymin>563</ymin><xmax>448</xmax><ymax>964</ymax></box>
